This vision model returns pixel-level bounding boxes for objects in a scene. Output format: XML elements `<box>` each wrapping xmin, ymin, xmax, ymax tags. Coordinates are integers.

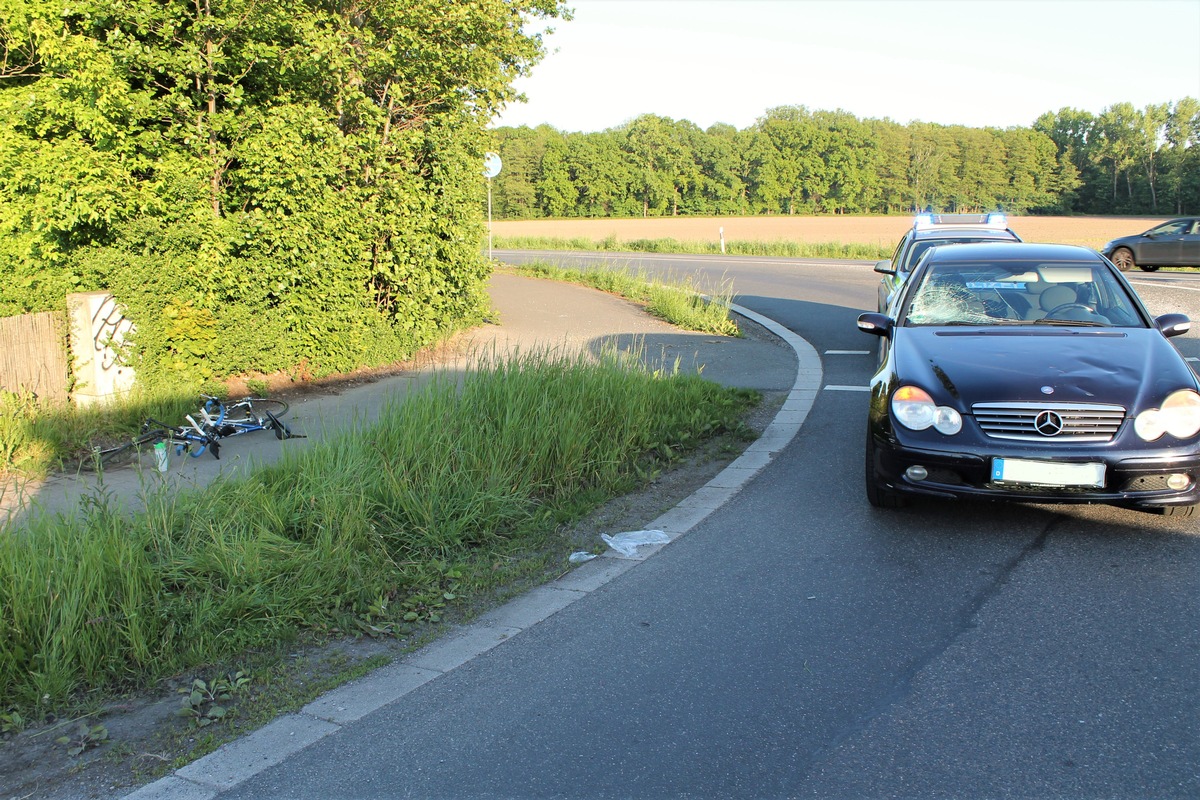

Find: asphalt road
<box><xmin>206</xmin><ymin>252</ymin><xmax>1200</xmax><ymax>798</ymax></box>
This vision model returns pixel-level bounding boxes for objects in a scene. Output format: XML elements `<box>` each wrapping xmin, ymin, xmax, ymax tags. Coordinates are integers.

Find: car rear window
<box><xmin>902</xmin><ymin>235</ymin><xmax>1016</xmax><ymax>272</ymax></box>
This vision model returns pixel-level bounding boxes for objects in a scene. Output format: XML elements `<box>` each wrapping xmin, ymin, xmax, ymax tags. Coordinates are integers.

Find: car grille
<box><xmin>972</xmin><ymin>402</ymin><xmax>1126</xmax><ymax>442</ymax></box>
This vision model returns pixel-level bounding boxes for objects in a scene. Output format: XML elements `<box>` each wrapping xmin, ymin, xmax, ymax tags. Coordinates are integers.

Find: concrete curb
<box><xmin>120</xmin><ymin>302</ymin><xmax>822</xmax><ymax>800</ymax></box>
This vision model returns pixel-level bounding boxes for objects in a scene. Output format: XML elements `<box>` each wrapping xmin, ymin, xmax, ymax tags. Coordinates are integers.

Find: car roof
<box><xmin>911</xmin><ymin>228</ymin><xmax>1020</xmax><ymax>242</ymax></box>
<box><xmin>923</xmin><ymin>241</ymin><xmax>1102</xmax><ymax>262</ymax></box>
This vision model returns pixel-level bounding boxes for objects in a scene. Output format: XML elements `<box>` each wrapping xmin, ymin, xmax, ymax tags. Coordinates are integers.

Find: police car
<box><xmin>875</xmin><ymin>212</ymin><xmax>1021</xmax><ymax>313</ymax></box>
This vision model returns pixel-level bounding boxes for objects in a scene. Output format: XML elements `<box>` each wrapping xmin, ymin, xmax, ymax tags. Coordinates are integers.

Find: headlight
<box><xmin>1135</xmin><ymin>390</ymin><xmax>1200</xmax><ymax>441</ymax></box>
<box><xmin>891</xmin><ymin>386</ymin><xmax>962</xmax><ymax>434</ymax></box>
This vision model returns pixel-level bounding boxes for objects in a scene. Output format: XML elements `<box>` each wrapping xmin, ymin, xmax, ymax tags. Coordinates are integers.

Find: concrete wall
<box><xmin>66</xmin><ymin>291</ymin><xmax>136</xmax><ymax>407</ymax></box>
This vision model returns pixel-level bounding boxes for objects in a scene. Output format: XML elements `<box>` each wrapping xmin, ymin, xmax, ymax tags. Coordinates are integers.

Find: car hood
<box><xmin>893</xmin><ymin>327</ymin><xmax>1198</xmax><ymax>410</ymax></box>
<box><xmin>1101</xmin><ymin>233</ymin><xmax>1142</xmax><ymax>252</ymax></box>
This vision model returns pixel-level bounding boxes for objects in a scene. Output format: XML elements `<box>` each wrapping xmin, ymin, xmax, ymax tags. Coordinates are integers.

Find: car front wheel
<box><xmin>1158</xmin><ymin>504</ymin><xmax>1197</xmax><ymax>517</ymax></box>
<box><xmin>1110</xmin><ymin>247</ymin><xmax>1136</xmax><ymax>271</ymax></box>
<box><xmin>865</xmin><ymin>433</ymin><xmax>907</xmax><ymax>509</ymax></box>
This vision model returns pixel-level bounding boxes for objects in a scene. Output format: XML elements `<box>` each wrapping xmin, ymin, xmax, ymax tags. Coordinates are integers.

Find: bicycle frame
<box><xmin>90</xmin><ymin>395</ymin><xmax>301</xmax><ymax>468</ymax></box>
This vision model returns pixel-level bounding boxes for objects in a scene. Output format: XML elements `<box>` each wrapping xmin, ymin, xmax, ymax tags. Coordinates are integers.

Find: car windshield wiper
<box><xmin>1033</xmin><ymin>318</ymin><xmax>1108</xmax><ymax>327</ymax></box>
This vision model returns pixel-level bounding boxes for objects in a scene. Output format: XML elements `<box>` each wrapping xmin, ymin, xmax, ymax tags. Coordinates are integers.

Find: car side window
<box><xmin>1154</xmin><ymin>221</ymin><xmax>1188</xmax><ymax>236</ymax></box>
<box><xmin>891</xmin><ymin>236</ymin><xmax>908</xmax><ymax>270</ymax></box>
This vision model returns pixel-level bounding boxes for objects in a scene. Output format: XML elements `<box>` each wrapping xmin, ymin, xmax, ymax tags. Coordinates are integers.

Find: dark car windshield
<box><xmin>902</xmin><ymin>260</ymin><xmax>1146</xmax><ymax>328</ymax></box>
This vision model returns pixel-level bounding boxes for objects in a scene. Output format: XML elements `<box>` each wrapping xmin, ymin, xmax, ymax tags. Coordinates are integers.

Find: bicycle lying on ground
<box><xmin>89</xmin><ymin>395</ymin><xmax>304</xmax><ymax>468</ymax></box>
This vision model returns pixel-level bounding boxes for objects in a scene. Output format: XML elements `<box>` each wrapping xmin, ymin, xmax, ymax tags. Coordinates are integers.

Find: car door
<box><xmin>877</xmin><ymin>234</ymin><xmax>910</xmax><ymax>312</ymax></box>
<box><xmin>1181</xmin><ymin>219</ymin><xmax>1200</xmax><ymax>267</ymax></box>
<box><xmin>1139</xmin><ymin>220</ymin><xmax>1189</xmax><ymax>265</ymax></box>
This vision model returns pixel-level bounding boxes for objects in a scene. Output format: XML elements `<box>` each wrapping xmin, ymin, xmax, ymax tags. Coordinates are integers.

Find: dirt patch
<box><xmin>493</xmin><ymin>214</ymin><xmax>1172</xmax><ymax>251</ymax></box>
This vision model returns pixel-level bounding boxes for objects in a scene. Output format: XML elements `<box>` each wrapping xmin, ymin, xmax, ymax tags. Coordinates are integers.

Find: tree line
<box><xmin>489</xmin><ymin>100</ymin><xmax>1200</xmax><ymax>219</ymax></box>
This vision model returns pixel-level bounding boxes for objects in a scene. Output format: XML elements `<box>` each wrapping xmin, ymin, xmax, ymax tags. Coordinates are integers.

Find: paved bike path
<box><xmin>3</xmin><ymin>272</ymin><xmax>799</xmax><ymax>528</ymax></box>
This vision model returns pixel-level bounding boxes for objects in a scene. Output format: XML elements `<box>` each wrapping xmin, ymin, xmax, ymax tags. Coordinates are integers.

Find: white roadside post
<box><xmin>719</xmin><ymin>226</ymin><xmax>725</xmax><ymax>254</ymax></box>
<box><xmin>483</xmin><ymin>152</ymin><xmax>502</xmax><ymax>259</ymax></box>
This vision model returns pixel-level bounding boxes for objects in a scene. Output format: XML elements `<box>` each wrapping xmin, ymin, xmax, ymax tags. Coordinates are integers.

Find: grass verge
<box><xmin>498</xmin><ymin>261</ymin><xmax>742</xmax><ymax>337</ymax></box>
<box><xmin>492</xmin><ymin>234</ymin><xmax>891</xmax><ymax>261</ymax></box>
<box><xmin>0</xmin><ymin>345</ymin><xmax>758</xmax><ymax>719</ymax></box>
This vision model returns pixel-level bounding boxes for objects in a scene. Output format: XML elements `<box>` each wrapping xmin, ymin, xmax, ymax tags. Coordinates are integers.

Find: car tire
<box><xmin>1110</xmin><ymin>247</ymin><xmax>1136</xmax><ymax>271</ymax></box>
<box><xmin>1158</xmin><ymin>504</ymin><xmax>1197</xmax><ymax>517</ymax></box>
<box><xmin>1139</xmin><ymin>265</ymin><xmax>1160</xmax><ymax>272</ymax></box>
<box><xmin>865</xmin><ymin>433</ymin><xmax>907</xmax><ymax>509</ymax></box>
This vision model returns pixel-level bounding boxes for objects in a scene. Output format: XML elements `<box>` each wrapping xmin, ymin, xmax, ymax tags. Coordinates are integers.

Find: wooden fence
<box><xmin>0</xmin><ymin>311</ymin><xmax>69</xmax><ymax>404</ymax></box>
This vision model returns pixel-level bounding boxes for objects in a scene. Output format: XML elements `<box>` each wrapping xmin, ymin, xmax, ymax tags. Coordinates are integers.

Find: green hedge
<box><xmin>0</xmin><ymin>0</ymin><xmax>563</xmax><ymax>389</ymax></box>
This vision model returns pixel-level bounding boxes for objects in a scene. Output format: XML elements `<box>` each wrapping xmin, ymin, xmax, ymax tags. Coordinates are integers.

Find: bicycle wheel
<box><xmin>86</xmin><ymin>429</ymin><xmax>168</xmax><ymax>470</ymax></box>
<box><xmin>233</xmin><ymin>397</ymin><xmax>289</xmax><ymax>424</ymax></box>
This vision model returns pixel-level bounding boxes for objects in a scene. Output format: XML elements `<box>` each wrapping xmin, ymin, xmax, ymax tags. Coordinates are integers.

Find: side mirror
<box><xmin>874</xmin><ymin>259</ymin><xmax>895</xmax><ymax>276</ymax></box>
<box><xmin>1155</xmin><ymin>313</ymin><xmax>1191</xmax><ymax>338</ymax></box>
<box><xmin>857</xmin><ymin>312</ymin><xmax>892</xmax><ymax>337</ymax></box>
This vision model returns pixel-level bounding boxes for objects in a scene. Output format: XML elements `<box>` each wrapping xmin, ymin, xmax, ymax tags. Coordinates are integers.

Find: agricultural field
<box><xmin>491</xmin><ymin>215</ymin><xmax>1173</xmax><ymax>253</ymax></box>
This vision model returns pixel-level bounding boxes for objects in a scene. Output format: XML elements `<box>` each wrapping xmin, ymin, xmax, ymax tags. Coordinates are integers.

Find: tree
<box><xmin>620</xmin><ymin>114</ymin><xmax>693</xmax><ymax>217</ymax></box>
<box><xmin>999</xmin><ymin>127</ymin><xmax>1063</xmax><ymax>213</ymax></box>
<box><xmin>536</xmin><ymin>135</ymin><xmax>575</xmax><ymax>217</ymax></box>
<box><xmin>1134</xmin><ymin>103</ymin><xmax>1169</xmax><ymax>212</ymax></box>
<box><xmin>0</xmin><ymin>0</ymin><xmax>568</xmax><ymax>381</ymax></box>
<box><xmin>1094</xmin><ymin>103</ymin><xmax>1143</xmax><ymax>211</ymax></box>
<box><xmin>908</xmin><ymin>123</ymin><xmax>957</xmax><ymax>212</ymax></box>
<box><xmin>1163</xmin><ymin>97</ymin><xmax>1200</xmax><ymax>214</ymax></box>
<box><xmin>740</xmin><ymin>130</ymin><xmax>784</xmax><ymax>214</ymax></box>
<box><xmin>571</xmin><ymin>131</ymin><xmax>634</xmax><ymax>217</ymax></box>
<box><xmin>813</xmin><ymin>110</ymin><xmax>878</xmax><ymax>214</ymax></box>
<box><xmin>867</xmin><ymin>119</ymin><xmax>911</xmax><ymax>213</ymax></box>
<box><xmin>688</xmin><ymin>128</ymin><xmax>746</xmax><ymax>215</ymax></box>
<box><xmin>950</xmin><ymin>127</ymin><xmax>1006</xmax><ymax>211</ymax></box>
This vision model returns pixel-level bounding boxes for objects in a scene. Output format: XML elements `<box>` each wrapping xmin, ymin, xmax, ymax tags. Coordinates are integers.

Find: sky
<box><xmin>492</xmin><ymin>0</ymin><xmax>1200</xmax><ymax>133</ymax></box>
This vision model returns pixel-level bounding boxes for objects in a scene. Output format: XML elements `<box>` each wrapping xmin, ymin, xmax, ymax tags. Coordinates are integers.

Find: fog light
<box><xmin>1167</xmin><ymin>473</ymin><xmax>1190</xmax><ymax>490</ymax></box>
<box><xmin>906</xmin><ymin>465</ymin><xmax>929</xmax><ymax>481</ymax></box>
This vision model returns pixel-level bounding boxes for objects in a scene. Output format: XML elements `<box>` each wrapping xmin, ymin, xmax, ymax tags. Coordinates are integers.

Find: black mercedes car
<box><xmin>1101</xmin><ymin>217</ymin><xmax>1200</xmax><ymax>271</ymax></box>
<box><xmin>857</xmin><ymin>241</ymin><xmax>1200</xmax><ymax>516</ymax></box>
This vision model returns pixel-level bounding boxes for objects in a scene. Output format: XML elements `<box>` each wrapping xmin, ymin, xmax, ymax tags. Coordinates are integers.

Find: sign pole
<box><xmin>482</xmin><ymin>152</ymin><xmax>502</xmax><ymax>261</ymax></box>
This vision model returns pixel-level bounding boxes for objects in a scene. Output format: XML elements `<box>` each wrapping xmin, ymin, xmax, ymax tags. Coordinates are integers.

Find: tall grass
<box><xmin>492</xmin><ymin>234</ymin><xmax>891</xmax><ymax>261</ymax></box>
<box><xmin>501</xmin><ymin>262</ymin><xmax>741</xmax><ymax>337</ymax></box>
<box><xmin>0</xmin><ymin>346</ymin><xmax>758</xmax><ymax>713</ymax></box>
<box><xmin>0</xmin><ymin>386</ymin><xmax>241</xmax><ymax>480</ymax></box>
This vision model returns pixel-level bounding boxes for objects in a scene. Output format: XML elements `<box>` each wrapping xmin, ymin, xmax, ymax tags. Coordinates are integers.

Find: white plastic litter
<box><xmin>600</xmin><ymin>529</ymin><xmax>670</xmax><ymax>557</ymax></box>
<box><xmin>568</xmin><ymin>551</ymin><xmax>597</xmax><ymax>564</ymax></box>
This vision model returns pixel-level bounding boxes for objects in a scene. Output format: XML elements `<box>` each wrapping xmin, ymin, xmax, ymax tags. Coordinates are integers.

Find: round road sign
<box><xmin>483</xmin><ymin>152</ymin><xmax>502</xmax><ymax>179</ymax></box>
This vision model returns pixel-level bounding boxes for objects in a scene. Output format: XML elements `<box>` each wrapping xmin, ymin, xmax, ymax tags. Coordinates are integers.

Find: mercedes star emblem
<box><xmin>1034</xmin><ymin>410</ymin><xmax>1065</xmax><ymax>436</ymax></box>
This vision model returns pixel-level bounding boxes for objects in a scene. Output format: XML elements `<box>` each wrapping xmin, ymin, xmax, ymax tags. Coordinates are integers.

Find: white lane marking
<box><xmin>825</xmin><ymin>350</ymin><xmax>871</xmax><ymax>355</ymax></box>
<box><xmin>1129</xmin><ymin>280</ymin><xmax>1200</xmax><ymax>292</ymax></box>
<box><xmin>825</xmin><ymin>385</ymin><xmax>871</xmax><ymax>392</ymax></box>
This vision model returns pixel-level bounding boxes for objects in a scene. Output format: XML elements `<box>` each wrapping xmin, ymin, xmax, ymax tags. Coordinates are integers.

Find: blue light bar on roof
<box><xmin>913</xmin><ymin>212</ymin><xmax>1008</xmax><ymax>231</ymax></box>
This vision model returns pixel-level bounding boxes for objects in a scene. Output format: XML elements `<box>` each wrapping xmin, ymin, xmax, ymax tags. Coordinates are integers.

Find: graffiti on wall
<box><xmin>91</xmin><ymin>293</ymin><xmax>133</xmax><ymax>370</ymax></box>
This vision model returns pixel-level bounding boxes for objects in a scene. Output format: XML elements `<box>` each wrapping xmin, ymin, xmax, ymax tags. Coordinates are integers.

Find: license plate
<box><xmin>991</xmin><ymin>458</ymin><xmax>1105</xmax><ymax>488</ymax></box>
